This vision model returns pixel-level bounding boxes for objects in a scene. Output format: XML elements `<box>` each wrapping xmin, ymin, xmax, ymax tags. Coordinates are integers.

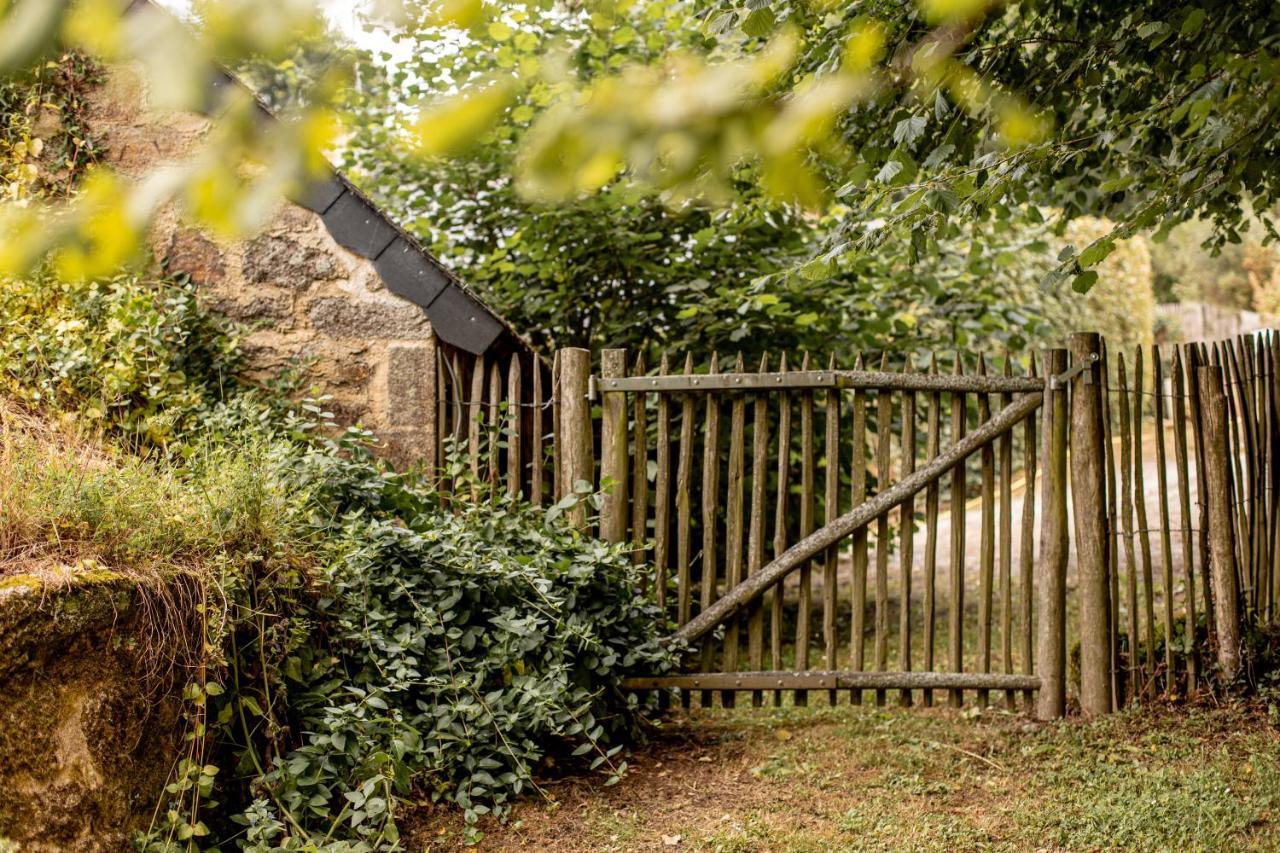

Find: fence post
<box><xmin>1198</xmin><ymin>364</ymin><xmax>1243</xmax><ymax>680</ymax></box>
<box><xmin>599</xmin><ymin>349</ymin><xmax>629</xmax><ymax>543</ymax></box>
<box><xmin>1037</xmin><ymin>348</ymin><xmax>1069</xmax><ymax>720</ymax></box>
<box><xmin>1070</xmin><ymin>332</ymin><xmax>1113</xmax><ymax>716</ymax></box>
<box><xmin>558</xmin><ymin>347</ymin><xmax>594</xmax><ymax>528</ymax></box>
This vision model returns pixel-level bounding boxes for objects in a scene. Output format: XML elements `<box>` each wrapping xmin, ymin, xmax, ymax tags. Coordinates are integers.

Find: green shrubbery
<box><xmin>0</xmin><ymin>269</ymin><xmax>672</xmax><ymax>849</ymax></box>
<box><xmin>0</xmin><ymin>271</ymin><xmax>241</xmax><ymax>448</ymax></box>
<box><xmin>198</xmin><ymin>443</ymin><xmax>671</xmax><ymax>848</ymax></box>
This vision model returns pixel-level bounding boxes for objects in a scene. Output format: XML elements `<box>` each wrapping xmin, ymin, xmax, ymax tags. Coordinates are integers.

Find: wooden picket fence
<box><xmin>417</xmin><ymin>329</ymin><xmax>1277</xmax><ymax>719</ymax></box>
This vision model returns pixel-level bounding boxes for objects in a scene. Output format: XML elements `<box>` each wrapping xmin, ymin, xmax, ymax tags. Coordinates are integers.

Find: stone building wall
<box><xmin>85</xmin><ymin>63</ymin><xmax>456</xmax><ymax>465</ymax></box>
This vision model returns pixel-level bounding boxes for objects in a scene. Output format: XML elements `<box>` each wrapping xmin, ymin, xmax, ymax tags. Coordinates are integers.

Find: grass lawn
<box><xmin>415</xmin><ymin>697</ymin><xmax>1280</xmax><ymax>851</ymax></box>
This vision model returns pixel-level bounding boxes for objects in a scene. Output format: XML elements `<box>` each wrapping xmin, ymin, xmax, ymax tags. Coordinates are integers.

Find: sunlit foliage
<box><xmin>0</xmin><ymin>0</ymin><xmax>1278</xmax><ymax>300</ymax></box>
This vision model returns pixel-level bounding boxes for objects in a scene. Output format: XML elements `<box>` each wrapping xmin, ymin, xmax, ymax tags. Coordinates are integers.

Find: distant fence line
<box><xmin>1156</xmin><ymin>301</ymin><xmax>1276</xmax><ymax>343</ymax></box>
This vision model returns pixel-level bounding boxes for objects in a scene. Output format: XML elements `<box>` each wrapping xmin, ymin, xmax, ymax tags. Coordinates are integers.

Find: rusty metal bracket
<box><xmin>1050</xmin><ymin>352</ymin><xmax>1099</xmax><ymax>390</ymax></box>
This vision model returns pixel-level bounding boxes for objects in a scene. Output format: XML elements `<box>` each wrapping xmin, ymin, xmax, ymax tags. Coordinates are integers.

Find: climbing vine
<box><xmin>0</xmin><ymin>51</ymin><xmax>104</xmax><ymax>202</ymax></box>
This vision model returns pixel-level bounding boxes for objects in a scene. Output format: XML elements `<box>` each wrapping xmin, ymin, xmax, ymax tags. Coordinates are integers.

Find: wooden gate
<box><xmin>597</xmin><ymin>348</ymin><xmax>1063</xmax><ymax>713</ymax></box>
<box><xmin>418</xmin><ymin>328</ymin><xmax>1279</xmax><ymax>720</ymax></box>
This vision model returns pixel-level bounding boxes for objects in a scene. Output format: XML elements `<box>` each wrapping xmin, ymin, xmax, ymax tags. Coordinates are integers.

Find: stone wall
<box><xmin>0</xmin><ymin>571</ymin><xmax>182</xmax><ymax>851</ymax></box>
<box><xmin>87</xmin><ymin>63</ymin><xmax>442</xmax><ymax>465</ymax></box>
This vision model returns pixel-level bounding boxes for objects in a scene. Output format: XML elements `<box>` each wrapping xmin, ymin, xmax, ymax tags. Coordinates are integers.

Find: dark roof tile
<box><xmin>321</xmin><ymin>190</ymin><xmax>398</xmax><ymax>259</ymax></box>
<box><xmin>374</xmin><ymin>237</ymin><xmax>450</xmax><ymax>307</ymax></box>
<box><xmin>427</xmin><ymin>286</ymin><xmax>504</xmax><ymax>355</ymax></box>
<box><xmin>293</xmin><ymin>175</ymin><xmax>345</xmax><ymax>214</ymax></box>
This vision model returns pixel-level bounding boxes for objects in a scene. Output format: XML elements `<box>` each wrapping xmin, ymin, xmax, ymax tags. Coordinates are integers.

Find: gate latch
<box><xmin>1050</xmin><ymin>352</ymin><xmax>1099</xmax><ymax>390</ymax></box>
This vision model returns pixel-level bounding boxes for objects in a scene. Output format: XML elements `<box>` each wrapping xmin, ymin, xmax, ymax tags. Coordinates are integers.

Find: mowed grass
<box><xmin>429</xmin><ymin>698</ymin><xmax>1280</xmax><ymax>851</ymax></box>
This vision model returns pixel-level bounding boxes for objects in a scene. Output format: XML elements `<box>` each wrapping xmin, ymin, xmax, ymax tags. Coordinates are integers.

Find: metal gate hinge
<box><xmin>1050</xmin><ymin>352</ymin><xmax>1099</xmax><ymax>390</ymax></box>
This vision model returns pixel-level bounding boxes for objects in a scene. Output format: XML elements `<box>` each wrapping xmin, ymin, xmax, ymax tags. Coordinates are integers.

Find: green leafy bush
<box><xmin>208</xmin><ymin>445</ymin><xmax>672</xmax><ymax>847</ymax></box>
<box><xmin>0</xmin><ymin>270</ymin><xmax>240</xmax><ymax>447</ymax></box>
<box><xmin>119</xmin><ymin>435</ymin><xmax>674</xmax><ymax>850</ymax></box>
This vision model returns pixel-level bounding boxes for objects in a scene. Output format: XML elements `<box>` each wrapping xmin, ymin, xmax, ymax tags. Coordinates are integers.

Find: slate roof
<box><xmin>130</xmin><ymin>0</ymin><xmax>532</xmax><ymax>358</ymax></box>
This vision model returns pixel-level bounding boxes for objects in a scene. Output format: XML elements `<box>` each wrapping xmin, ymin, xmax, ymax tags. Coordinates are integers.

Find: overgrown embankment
<box><xmin>0</xmin><ymin>267</ymin><xmax>674</xmax><ymax>849</ymax></box>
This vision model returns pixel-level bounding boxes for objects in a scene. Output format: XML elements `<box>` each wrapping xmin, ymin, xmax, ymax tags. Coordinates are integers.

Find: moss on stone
<box><xmin>0</xmin><ymin>571</ymin><xmax>134</xmax><ymax>680</ymax></box>
<box><xmin>0</xmin><ymin>574</ymin><xmax>181</xmax><ymax>852</ymax></box>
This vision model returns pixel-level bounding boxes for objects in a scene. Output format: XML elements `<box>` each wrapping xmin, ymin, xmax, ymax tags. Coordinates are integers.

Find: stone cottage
<box><xmin>86</xmin><ymin>1</ymin><xmax>536</xmax><ymax>466</ymax></box>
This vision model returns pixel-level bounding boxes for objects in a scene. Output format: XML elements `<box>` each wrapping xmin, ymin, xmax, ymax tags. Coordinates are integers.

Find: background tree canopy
<box><xmin>333</xmin><ymin>0</ymin><xmax>1217</xmax><ymax>359</ymax></box>
<box><xmin>2</xmin><ymin>0</ymin><xmax>1277</xmax><ymax>362</ymax></box>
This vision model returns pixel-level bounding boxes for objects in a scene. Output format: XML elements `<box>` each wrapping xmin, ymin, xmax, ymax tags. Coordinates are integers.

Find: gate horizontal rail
<box><xmin>596</xmin><ymin>370</ymin><xmax>1044</xmax><ymax>395</ymax></box>
<box><xmin>623</xmin><ymin>671</ymin><xmax>1042</xmax><ymax>692</ymax></box>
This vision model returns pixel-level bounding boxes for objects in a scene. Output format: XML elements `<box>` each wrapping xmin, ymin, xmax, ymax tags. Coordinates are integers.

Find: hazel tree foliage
<box><xmin>487</xmin><ymin>0</ymin><xmax>1280</xmax><ymax>291</ymax></box>
<box><xmin>338</xmin><ymin>0</ymin><xmax>1064</xmax><ymax>358</ymax></box>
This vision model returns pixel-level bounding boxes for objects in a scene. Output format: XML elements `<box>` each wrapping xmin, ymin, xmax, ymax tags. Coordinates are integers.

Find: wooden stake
<box><xmin>1117</xmin><ymin>352</ymin><xmax>1141</xmax><ymax>705</ymax></box>
<box><xmin>923</xmin><ymin>355</ymin><xmax>941</xmax><ymax>707</ymax></box>
<box><xmin>949</xmin><ymin>356</ymin><xmax>967</xmax><ymax>708</ymax></box>
<box><xmin>1172</xmin><ymin>347</ymin><xmax>1199</xmax><ymax>692</ymax></box>
<box><xmin>850</xmin><ymin>353</ymin><xmax>868</xmax><ymax>704</ymax></box>
<box><xmin>1199</xmin><ymin>364</ymin><xmax>1243</xmax><ymax>681</ymax></box>
<box><xmin>558</xmin><ymin>348</ymin><xmax>593</xmax><ymax>528</ymax></box>
<box><xmin>506</xmin><ymin>355</ymin><xmax>522</xmax><ymax>498</ymax></box>
<box><xmin>488</xmin><ymin>359</ymin><xmax>502</xmax><ymax>492</ymax></box>
<box><xmin>599</xmin><ymin>350</ymin><xmax>629</xmax><ymax>541</ymax></box>
<box><xmin>631</xmin><ymin>353</ymin><xmax>649</xmax><ymax>563</ymax></box>
<box><xmin>654</xmin><ymin>355</ymin><xmax>672</xmax><ymax>607</ymax></box>
<box><xmin>824</xmin><ymin>353</ymin><xmax>841</xmax><ymax>706</ymax></box>
<box><xmin>1071</xmin><ymin>333</ymin><xmax>1112</xmax><ymax>717</ymax></box>
<box><xmin>999</xmin><ymin>353</ymin><xmax>1015</xmax><ymax>710</ymax></box>
<box><xmin>550</xmin><ymin>350</ymin><xmax>561</xmax><ymax>502</ymax></box>
<box><xmin>1019</xmin><ymin>357</ymin><xmax>1038</xmax><ymax>712</ymax></box>
<box><xmin>1100</xmin><ymin>341</ymin><xmax>1121</xmax><ymax>710</ymax></box>
<box><xmin>722</xmin><ymin>354</ymin><xmax>747</xmax><ymax>707</ymax></box>
<box><xmin>676</xmin><ymin>354</ymin><xmax>696</xmax><ymax>629</ymax></box>
<box><xmin>1132</xmin><ymin>347</ymin><xmax>1157</xmax><ymax>688</ymax></box>
<box><xmin>771</xmin><ymin>353</ymin><xmax>793</xmax><ymax>706</ymax></box>
<box><xmin>532</xmin><ymin>355</ymin><xmax>545</xmax><ymax>505</ymax></box>
<box><xmin>1184</xmin><ymin>344</ymin><xmax>1215</xmax><ymax>641</ymax></box>
<box><xmin>699</xmin><ymin>354</ymin><xmax>722</xmax><ymax>705</ymax></box>
<box><xmin>874</xmin><ymin>353</ymin><xmax>892</xmax><ymax>706</ymax></box>
<box><xmin>468</xmin><ymin>355</ymin><xmax>485</xmax><ymax>500</ymax></box>
<box><xmin>747</xmin><ymin>354</ymin><xmax>769</xmax><ymax>707</ymax></box>
<box><xmin>899</xmin><ymin>361</ymin><xmax>917</xmax><ymax>707</ymax></box>
<box><xmin>1153</xmin><ymin>347</ymin><xmax>1178</xmax><ymax>693</ymax></box>
<box><xmin>423</xmin><ymin>331</ymin><xmax>440</xmax><ymax>481</ymax></box>
<box><xmin>976</xmin><ymin>354</ymin><xmax>995</xmax><ymax>709</ymax></box>
<box><xmin>1037</xmin><ymin>348</ymin><xmax>1069</xmax><ymax>721</ymax></box>
<box><xmin>797</xmin><ymin>352</ymin><xmax>816</xmax><ymax>707</ymax></box>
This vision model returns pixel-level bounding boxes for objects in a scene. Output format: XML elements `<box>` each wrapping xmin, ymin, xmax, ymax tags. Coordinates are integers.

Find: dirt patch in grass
<box><xmin>409</xmin><ymin>698</ymin><xmax>1280</xmax><ymax>851</ymax></box>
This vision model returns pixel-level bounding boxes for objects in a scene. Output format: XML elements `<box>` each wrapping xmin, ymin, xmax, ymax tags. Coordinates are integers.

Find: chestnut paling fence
<box><xmin>419</xmin><ymin>329</ymin><xmax>1277</xmax><ymax>719</ymax></box>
